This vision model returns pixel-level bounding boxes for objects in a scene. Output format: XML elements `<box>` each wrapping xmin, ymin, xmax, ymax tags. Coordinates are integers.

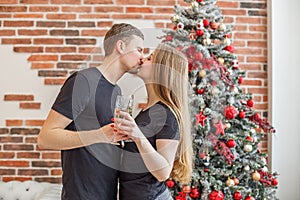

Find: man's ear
<box><xmin>116</xmin><ymin>40</ymin><xmax>124</xmax><ymax>54</ymax></box>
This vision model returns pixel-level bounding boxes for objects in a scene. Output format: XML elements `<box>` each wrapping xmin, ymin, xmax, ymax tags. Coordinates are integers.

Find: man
<box><xmin>37</xmin><ymin>23</ymin><xmax>144</xmax><ymax>199</ymax></box>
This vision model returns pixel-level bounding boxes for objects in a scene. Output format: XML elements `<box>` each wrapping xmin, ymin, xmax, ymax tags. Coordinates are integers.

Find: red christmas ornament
<box><xmin>204</xmin><ymin>167</ymin><xmax>209</xmax><ymax>172</ymax></box>
<box><xmin>247</xmin><ymin>99</ymin><xmax>254</xmax><ymax>107</ymax></box>
<box><xmin>166</xmin><ymin>35</ymin><xmax>173</xmax><ymax>41</ymax></box>
<box><xmin>176</xmin><ymin>192</ymin><xmax>187</xmax><ymax>200</ymax></box>
<box><xmin>224</xmin><ymin>106</ymin><xmax>238</xmax><ymax>120</ymax></box>
<box><xmin>239</xmin><ymin>111</ymin><xmax>245</xmax><ymax>118</ymax></box>
<box><xmin>223</xmin><ymin>45</ymin><xmax>234</xmax><ymax>53</ymax></box>
<box><xmin>188</xmin><ymin>63</ymin><xmax>193</xmax><ymax>72</ymax></box>
<box><xmin>196</xmin><ymin>0</ymin><xmax>203</xmax><ymax>2</ymax></box>
<box><xmin>245</xmin><ymin>196</ymin><xmax>255</xmax><ymax>200</ymax></box>
<box><xmin>196</xmin><ymin>29</ymin><xmax>204</xmax><ymax>37</ymax></box>
<box><xmin>182</xmin><ymin>185</ymin><xmax>191</xmax><ymax>193</ymax></box>
<box><xmin>166</xmin><ymin>179</ymin><xmax>175</xmax><ymax>188</ymax></box>
<box><xmin>209</xmin><ymin>190</ymin><xmax>224</xmax><ymax>200</ymax></box>
<box><xmin>246</xmin><ymin>135</ymin><xmax>254</xmax><ymax>142</ymax></box>
<box><xmin>189</xmin><ymin>188</ymin><xmax>201</xmax><ymax>198</ymax></box>
<box><xmin>233</xmin><ymin>191</ymin><xmax>242</xmax><ymax>200</ymax></box>
<box><xmin>197</xmin><ymin>88</ymin><xmax>205</xmax><ymax>94</ymax></box>
<box><xmin>238</xmin><ymin>76</ymin><xmax>243</xmax><ymax>84</ymax></box>
<box><xmin>271</xmin><ymin>178</ymin><xmax>279</xmax><ymax>186</ymax></box>
<box><xmin>227</xmin><ymin>139</ymin><xmax>236</xmax><ymax>148</ymax></box>
<box><xmin>254</xmin><ymin>112</ymin><xmax>261</xmax><ymax>119</ymax></box>
<box><xmin>203</xmin><ymin>19</ymin><xmax>210</xmax><ymax>27</ymax></box>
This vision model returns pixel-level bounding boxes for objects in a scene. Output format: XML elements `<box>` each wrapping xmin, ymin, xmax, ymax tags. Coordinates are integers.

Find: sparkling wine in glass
<box><xmin>112</xmin><ymin>95</ymin><xmax>134</xmax><ymax>144</ymax></box>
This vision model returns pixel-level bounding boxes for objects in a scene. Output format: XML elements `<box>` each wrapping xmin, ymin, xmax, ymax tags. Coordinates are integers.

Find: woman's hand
<box><xmin>114</xmin><ymin>111</ymin><xmax>145</xmax><ymax>141</ymax></box>
<box><xmin>100</xmin><ymin>123</ymin><xmax>129</xmax><ymax>144</ymax></box>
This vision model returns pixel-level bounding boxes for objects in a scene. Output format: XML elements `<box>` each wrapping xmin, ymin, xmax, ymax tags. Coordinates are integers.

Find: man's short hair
<box><xmin>103</xmin><ymin>23</ymin><xmax>144</xmax><ymax>56</ymax></box>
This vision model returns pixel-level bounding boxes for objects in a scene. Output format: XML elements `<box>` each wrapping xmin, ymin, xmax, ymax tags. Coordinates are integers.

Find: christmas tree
<box><xmin>161</xmin><ymin>0</ymin><xmax>279</xmax><ymax>199</ymax></box>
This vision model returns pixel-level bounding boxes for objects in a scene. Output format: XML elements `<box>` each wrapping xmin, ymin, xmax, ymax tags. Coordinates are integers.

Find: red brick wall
<box><xmin>0</xmin><ymin>0</ymin><xmax>268</xmax><ymax>183</ymax></box>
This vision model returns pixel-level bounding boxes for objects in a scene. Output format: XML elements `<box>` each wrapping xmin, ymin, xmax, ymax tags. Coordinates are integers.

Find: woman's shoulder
<box><xmin>156</xmin><ymin>102</ymin><xmax>176</xmax><ymax>116</ymax></box>
<box><xmin>148</xmin><ymin>102</ymin><xmax>177</xmax><ymax>122</ymax></box>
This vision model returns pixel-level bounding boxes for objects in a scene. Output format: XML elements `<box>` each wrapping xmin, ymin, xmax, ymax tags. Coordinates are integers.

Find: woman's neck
<box><xmin>144</xmin><ymin>84</ymin><xmax>160</xmax><ymax>110</ymax></box>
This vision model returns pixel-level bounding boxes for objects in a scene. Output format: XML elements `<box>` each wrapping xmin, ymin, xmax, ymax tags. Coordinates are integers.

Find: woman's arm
<box><xmin>134</xmin><ymin>137</ymin><xmax>179</xmax><ymax>182</ymax></box>
<box><xmin>115</xmin><ymin>111</ymin><xmax>179</xmax><ymax>182</ymax></box>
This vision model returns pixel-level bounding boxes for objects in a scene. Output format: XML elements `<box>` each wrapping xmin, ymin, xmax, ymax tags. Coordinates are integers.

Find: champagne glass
<box><xmin>111</xmin><ymin>95</ymin><xmax>134</xmax><ymax>144</ymax></box>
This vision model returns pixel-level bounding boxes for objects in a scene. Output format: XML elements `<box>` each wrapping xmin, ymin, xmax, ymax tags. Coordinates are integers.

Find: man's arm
<box><xmin>37</xmin><ymin>109</ymin><xmax>122</xmax><ymax>150</ymax></box>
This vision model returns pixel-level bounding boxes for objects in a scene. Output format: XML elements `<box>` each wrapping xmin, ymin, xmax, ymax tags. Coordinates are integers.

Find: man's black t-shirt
<box><xmin>119</xmin><ymin>102</ymin><xmax>180</xmax><ymax>200</ymax></box>
<box><xmin>52</xmin><ymin>67</ymin><xmax>121</xmax><ymax>200</ymax></box>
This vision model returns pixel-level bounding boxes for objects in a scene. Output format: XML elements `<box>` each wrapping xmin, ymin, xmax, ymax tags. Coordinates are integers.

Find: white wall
<box><xmin>0</xmin><ymin>20</ymin><xmax>162</xmax><ymax>125</ymax></box>
<box><xmin>269</xmin><ymin>0</ymin><xmax>300</xmax><ymax>199</ymax></box>
<box><xmin>0</xmin><ymin>45</ymin><xmax>61</xmax><ymax>125</ymax></box>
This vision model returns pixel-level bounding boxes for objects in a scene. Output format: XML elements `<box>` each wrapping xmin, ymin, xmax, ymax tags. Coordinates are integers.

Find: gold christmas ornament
<box><xmin>252</xmin><ymin>171</ymin><xmax>261</xmax><ymax>181</ymax></box>
<box><xmin>218</xmin><ymin>23</ymin><xmax>226</xmax><ymax>31</ymax></box>
<box><xmin>198</xmin><ymin>70</ymin><xmax>206</xmax><ymax>78</ymax></box>
<box><xmin>172</xmin><ymin>15</ymin><xmax>180</xmax><ymax>22</ymax></box>
<box><xmin>226</xmin><ymin>178</ymin><xmax>235</xmax><ymax>187</ymax></box>
<box><xmin>217</xmin><ymin>57</ymin><xmax>224</xmax><ymax>64</ymax></box>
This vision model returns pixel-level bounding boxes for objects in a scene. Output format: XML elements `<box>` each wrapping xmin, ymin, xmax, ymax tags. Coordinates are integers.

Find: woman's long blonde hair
<box><xmin>151</xmin><ymin>43</ymin><xmax>193</xmax><ymax>184</ymax></box>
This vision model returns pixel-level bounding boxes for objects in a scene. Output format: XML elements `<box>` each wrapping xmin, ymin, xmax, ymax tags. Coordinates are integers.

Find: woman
<box><xmin>115</xmin><ymin>43</ymin><xmax>193</xmax><ymax>200</ymax></box>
